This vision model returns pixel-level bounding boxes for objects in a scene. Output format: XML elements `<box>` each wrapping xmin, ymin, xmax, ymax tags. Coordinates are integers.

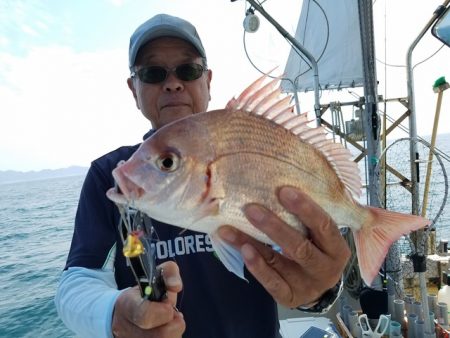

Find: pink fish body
<box><xmin>107</xmin><ymin>75</ymin><xmax>428</xmax><ymax>285</ymax></box>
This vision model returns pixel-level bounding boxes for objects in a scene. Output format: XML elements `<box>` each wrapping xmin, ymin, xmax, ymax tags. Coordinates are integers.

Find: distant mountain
<box><xmin>0</xmin><ymin>166</ymin><xmax>89</xmax><ymax>184</ymax></box>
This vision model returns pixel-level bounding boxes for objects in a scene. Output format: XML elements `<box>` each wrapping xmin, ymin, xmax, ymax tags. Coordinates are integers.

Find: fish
<box><xmin>106</xmin><ymin>73</ymin><xmax>429</xmax><ymax>285</ymax></box>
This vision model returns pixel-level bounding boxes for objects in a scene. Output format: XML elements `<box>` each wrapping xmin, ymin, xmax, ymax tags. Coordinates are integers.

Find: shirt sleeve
<box><xmin>55</xmin><ymin>267</ymin><xmax>125</xmax><ymax>338</ymax></box>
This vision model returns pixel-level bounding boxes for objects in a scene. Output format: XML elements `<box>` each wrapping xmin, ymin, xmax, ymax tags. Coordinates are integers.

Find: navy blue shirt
<box><xmin>65</xmin><ymin>131</ymin><xmax>281</xmax><ymax>338</ymax></box>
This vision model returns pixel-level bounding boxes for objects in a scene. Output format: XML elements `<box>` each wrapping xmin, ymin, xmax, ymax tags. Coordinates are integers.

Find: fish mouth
<box><xmin>106</xmin><ymin>182</ymin><xmax>145</xmax><ymax>207</ymax></box>
<box><xmin>106</xmin><ymin>163</ymin><xmax>146</xmax><ymax>206</ymax></box>
<box><xmin>106</xmin><ymin>187</ymin><xmax>129</xmax><ymax>205</ymax></box>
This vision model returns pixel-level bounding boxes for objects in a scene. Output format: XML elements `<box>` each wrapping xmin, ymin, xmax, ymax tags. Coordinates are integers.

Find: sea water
<box><xmin>0</xmin><ymin>176</ymin><xmax>82</xmax><ymax>338</ymax></box>
<box><xmin>0</xmin><ymin>135</ymin><xmax>449</xmax><ymax>337</ymax></box>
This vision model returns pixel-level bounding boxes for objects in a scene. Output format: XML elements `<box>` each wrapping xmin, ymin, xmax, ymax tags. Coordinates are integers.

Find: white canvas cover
<box><xmin>282</xmin><ymin>0</ymin><xmax>364</xmax><ymax>93</ymax></box>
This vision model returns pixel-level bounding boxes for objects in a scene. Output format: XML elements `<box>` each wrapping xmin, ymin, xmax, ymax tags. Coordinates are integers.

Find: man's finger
<box><xmin>218</xmin><ymin>227</ymin><xmax>309</xmax><ymax>305</ymax></box>
<box><xmin>113</xmin><ymin>305</ymin><xmax>185</xmax><ymax>338</ymax></box>
<box><xmin>159</xmin><ymin>261</ymin><xmax>183</xmax><ymax>306</ymax></box>
<box><xmin>240</xmin><ymin>243</ymin><xmax>298</xmax><ymax>304</ymax></box>
<box><xmin>278</xmin><ymin>186</ymin><xmax>348</xmax><ymax>257</ymax></box>
<box><xmin>139</xmin><ymin>311</ymin><xmax>185</xmax><ymax>338</ymax></box>
<box><xmin>160</xmin><ymin>261</ymin><xmax>183</xmax><ymax>292</ymax></box>
<box><xmin>242</xmin><ymin>203</ymin><xmax>327</xmax><ymax>267</ymax></box>
<box><xmin>218</xmin><ymin>225</ymin><xmax>288</xmax><ymax>263</ymax></box>
<box><xmin>119</xmin><ymin>287</ymin><xmax>175</xmax><ymax>329</ymax></box>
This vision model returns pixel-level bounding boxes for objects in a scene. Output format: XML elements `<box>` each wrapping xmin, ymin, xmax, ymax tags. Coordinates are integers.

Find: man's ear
<box><xmin>207</xmin><ymin>69</ymin><xmax>212</xmax><ymax>101</ymax></box>
<box><xmin>127</xmin><ymin>77</ymin><xmax>140</xmax><ymax>109</ymax></box>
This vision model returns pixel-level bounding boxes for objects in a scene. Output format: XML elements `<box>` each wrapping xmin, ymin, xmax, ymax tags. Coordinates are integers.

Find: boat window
<box><xmin>432</xmin><ymin>6</ymin><xmax>450</xmax><ymax>47</ymax></box>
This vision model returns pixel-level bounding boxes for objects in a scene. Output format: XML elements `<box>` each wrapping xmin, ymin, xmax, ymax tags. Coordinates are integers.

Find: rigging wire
<box><xmin>378</xmin><ymin>109</ymin><xmax>450</xmax><ymax>163</ymax></box>
<box><xmin>373</xmin><ymin>0</ymin><xmax>446</xmax><ymax>70</ymax></box>
<box><xmin>376</xmin><ymin>43</ymin><xmax>445</xmax><ymax>70</ymax></box>
<box><xmin>293</xmin><ymin>0</ymin><xmax>330</xmax><ymax>84</ymax></box>
<box><xmin>242</xmin><ymin>0</ymin><xmax>299</xmax><ymax>90</ymax></box>
<box><xmin>375</xmin><ymin>137</ymin><xmax>449</xmax><ymax>256</ymax></box>
<box><xmin>412</xmin><ymin>44</ymin><xmax>445</xmax><ymax>70</ymax></box>
<box><xmin>242</xmin><ymin>0</ymin><xmax>329</xmax><ymax>96</ymax></box>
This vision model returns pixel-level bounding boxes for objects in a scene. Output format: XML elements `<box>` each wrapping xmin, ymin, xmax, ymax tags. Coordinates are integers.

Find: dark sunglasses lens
<box><xmin>176</xmin><ymin>64</ymin><xmax>204</xmax><ymax>81</ymax></box>
<box><xmin>138</xmin><ymin>66</ymin><xmax>167</xmax><ymax>83</ymax></box>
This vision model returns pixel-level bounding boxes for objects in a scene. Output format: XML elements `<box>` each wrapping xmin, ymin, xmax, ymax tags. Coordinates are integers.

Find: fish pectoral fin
<box><xmin>354</xmin><ymin>207</ymin><xmax>429</xmax><ymax>285</ymax></box>
<box><xmin>210</xmin><ymin>231</ymin><xmax>247</xmax><ymax>281</ymax></box>
<box><xmin>190</xmin><ymin>198</ymin><xmax>221</xmax><ymax>226</ymax></box>
<box><xmin>204</xmin><ymin>197</ymin><xmax>220</xmax><ymax>216</ymax></box>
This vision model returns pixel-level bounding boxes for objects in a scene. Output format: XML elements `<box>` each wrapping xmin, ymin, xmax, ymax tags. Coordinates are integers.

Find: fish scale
<box><xmin>211</xmin><ymin>152</ymin><xmax>308</xmax><ymax>243</ymax></box>
<box><xmin>215</xmin><ymin>112</ymin><xmax>297</xmax><ymax>161</ymax></box>
<box><xmin>211</xmin><ymin>110</ymin><xmax>345</xmax><ymax>200</ymax></box>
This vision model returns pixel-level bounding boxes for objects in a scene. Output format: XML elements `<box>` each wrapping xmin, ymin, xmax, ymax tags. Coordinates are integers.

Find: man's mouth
<box><xmin>161</xmin><ymin>102</ymin><xmax>189</xmax><ymax>109</ymax></box>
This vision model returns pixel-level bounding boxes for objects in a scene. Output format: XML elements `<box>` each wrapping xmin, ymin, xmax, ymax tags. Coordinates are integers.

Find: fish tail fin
<box><xmin>353</xmin><ymin>207</ymin><xmax>429</xmax><ymax>285</ymax></box>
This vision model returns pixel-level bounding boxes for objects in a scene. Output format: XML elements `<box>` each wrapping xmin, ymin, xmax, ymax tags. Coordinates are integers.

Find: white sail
<box><xmin>282</xmin><ymin>0</ymin><xmax>364</xmax><ymax>93</ymax></box>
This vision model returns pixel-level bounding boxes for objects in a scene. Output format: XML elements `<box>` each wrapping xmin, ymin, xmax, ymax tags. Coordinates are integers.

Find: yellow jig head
<box><xmin>123</xmin><ymin>231</ymin><xmax>144</xmax><ymax>257</ymax></box>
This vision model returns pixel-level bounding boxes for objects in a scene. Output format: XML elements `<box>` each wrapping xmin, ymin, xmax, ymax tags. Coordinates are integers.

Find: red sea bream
<box><xmin>107</xmin><ymin>74</ymin><xmax>429</xmax><ymax>285</ymax></box>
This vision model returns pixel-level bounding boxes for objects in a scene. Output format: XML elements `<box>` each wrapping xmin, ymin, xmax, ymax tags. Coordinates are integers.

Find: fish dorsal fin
<box><xmin>226</xmin><ymin>73</ymin><xmax>362</xmax><ymax>199</ymax></box>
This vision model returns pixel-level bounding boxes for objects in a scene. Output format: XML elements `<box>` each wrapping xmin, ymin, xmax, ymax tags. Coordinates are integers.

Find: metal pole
<box><xmin>421</xmin><ymin>82</ymin><xmax>448</xmax><ymax>218</ymax></box>
<box><xmin>245</xmin><ymin>0</ymin><xmax>322</xmax><ymax>126</ymax></box>
<box><xmin>405</xmin><ymin>3</ymin><xmax>449</xmax><ymax>335</ymax></box>
<box><xmin>357</xmin><ymin>0</ymin><xmax>380</xmax><ymax>208</ymax></box>
<box><xmin>406</xmin><ymin>2</ymin><xmax>449</xmax><ymax>216</ymax></box>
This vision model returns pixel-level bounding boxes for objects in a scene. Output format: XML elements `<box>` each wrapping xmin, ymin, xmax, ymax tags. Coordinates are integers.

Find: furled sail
<box><xmin>282</xmin><ymin>0</ymin><xmax>364</xmax><ymax>93</ymax></box>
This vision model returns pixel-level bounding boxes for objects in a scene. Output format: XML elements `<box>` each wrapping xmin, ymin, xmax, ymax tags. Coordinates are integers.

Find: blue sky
<box><xmin>0</xmin><ymin>0</ymin><xmax>449</xmax><ymax>171</ymax></box>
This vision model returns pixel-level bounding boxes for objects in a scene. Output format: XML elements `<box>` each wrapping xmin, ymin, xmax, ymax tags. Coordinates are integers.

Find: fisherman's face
<box><xmin>128</xmin><ymin>37</ymin><xmax>212</xmax><ymax>129</ymax></box>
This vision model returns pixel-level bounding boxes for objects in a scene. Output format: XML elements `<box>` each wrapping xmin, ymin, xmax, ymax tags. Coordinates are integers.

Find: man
<box><xmin>55</xmin><ymin>14</ymin><xmax>350</xmax><ymax>338</ymax></box>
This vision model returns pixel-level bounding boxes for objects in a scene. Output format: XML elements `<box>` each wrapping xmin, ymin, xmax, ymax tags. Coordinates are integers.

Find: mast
<box><xmin>358</xmin><ymin>0</ymin><xmax>405</xmax><ymax>295</ymax></box>
<box><xmin>358</xmin><ymin>0</ymin><xmax>381</xmax><ymax>209</ymax></box>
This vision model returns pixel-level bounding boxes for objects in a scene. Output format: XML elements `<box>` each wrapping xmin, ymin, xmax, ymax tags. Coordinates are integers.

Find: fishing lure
<box><xmin>116</xmin><ymin>196</ymin><xmax>166</xmax><ymax>302</ymax></box>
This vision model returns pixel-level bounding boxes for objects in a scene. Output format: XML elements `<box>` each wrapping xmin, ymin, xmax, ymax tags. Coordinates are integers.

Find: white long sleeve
<box><xmin>55</xmin><ymin>267</ymin><xmax>124</xmax><ymax>338</ymax></box>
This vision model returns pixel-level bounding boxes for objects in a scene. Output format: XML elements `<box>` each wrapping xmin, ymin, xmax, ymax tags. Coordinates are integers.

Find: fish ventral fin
<box><xmin>225</xmin><ymin>71</ymin><xmax>362</xmax><ymax>199</ymax></box>
<box><xmin>209</xmin><ymin>231</ymin><xmax>247</xmax><ymax>281</ymax></box>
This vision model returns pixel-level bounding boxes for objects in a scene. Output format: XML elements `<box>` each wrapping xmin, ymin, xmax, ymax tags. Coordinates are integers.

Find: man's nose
<box><xmin>163</xmin><ymin>72</ymin><xmax>184</xmax><ymax>92</ymax></box>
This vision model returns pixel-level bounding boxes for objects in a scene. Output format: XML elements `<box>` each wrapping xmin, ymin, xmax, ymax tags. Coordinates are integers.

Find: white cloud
<box><xmin>0</xmin><ymin>0</ymin><xmax>449</xmax><ymax>171</ymax></box>
<box><xmin>108</xmin><ymin>0</ymin><xmax>127</xmax><ymax>7</ymax></box>
<box><xmin>34</xmin><ymin>19</ymin><xmax>50</xmax><ymax>32</ymax></box>
<box><xmin>0</xmin><ymin>45</ymin><xmax>149</xmax><ymax>171</ymax></box>
<box><xmin>21</xmin><ymin>24</ymin><xmax>39</xmax><ymax>36</ymax></box>
<box><xmin>0</xmin><ymin>35</ymin><xmax>8</xmax><ymax>47</ymax></box>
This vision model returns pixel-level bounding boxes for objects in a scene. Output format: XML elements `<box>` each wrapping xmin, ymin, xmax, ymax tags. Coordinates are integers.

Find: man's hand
<box><xmin>112</xmin><ymin>261</ymin><xmax>185</xmax><ymax>338</ymax></box>
<box><xmin>218</xmin><ymin>186</ymin><xmax>350</xmax><ymax>308</ymax></box>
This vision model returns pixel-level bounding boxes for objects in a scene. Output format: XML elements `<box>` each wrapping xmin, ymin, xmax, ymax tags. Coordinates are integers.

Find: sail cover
<box><xmin>282</xmin><ymin>0</ymin><xmax>364</xmax><ymax>93</ymax></box>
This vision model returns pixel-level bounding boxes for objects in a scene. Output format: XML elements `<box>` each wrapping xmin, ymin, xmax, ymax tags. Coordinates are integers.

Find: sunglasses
<box><xmin>131</xmin><ymin>63</ymin><xmax>206</xmax><ymax>84</ymax></box>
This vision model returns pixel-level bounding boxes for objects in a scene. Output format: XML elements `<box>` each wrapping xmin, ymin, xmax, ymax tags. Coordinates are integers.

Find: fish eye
<box><xmin>156</xmin><ymin>153</ymin><xmax>179</xmax><ymax>172</ymax></box>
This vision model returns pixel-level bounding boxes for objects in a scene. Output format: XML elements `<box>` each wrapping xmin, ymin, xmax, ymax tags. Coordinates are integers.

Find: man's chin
<box><xmin>159</xmin><ymin>107</ymin><xmax>193</xmax><ymax>125</ymax></box>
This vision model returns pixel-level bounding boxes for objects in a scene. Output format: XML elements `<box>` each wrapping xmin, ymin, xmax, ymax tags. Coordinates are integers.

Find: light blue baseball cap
<box><xmin>128</xmin><ymin>14</ymin><xmax>206</xmax><ymax>69</ymax></box>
